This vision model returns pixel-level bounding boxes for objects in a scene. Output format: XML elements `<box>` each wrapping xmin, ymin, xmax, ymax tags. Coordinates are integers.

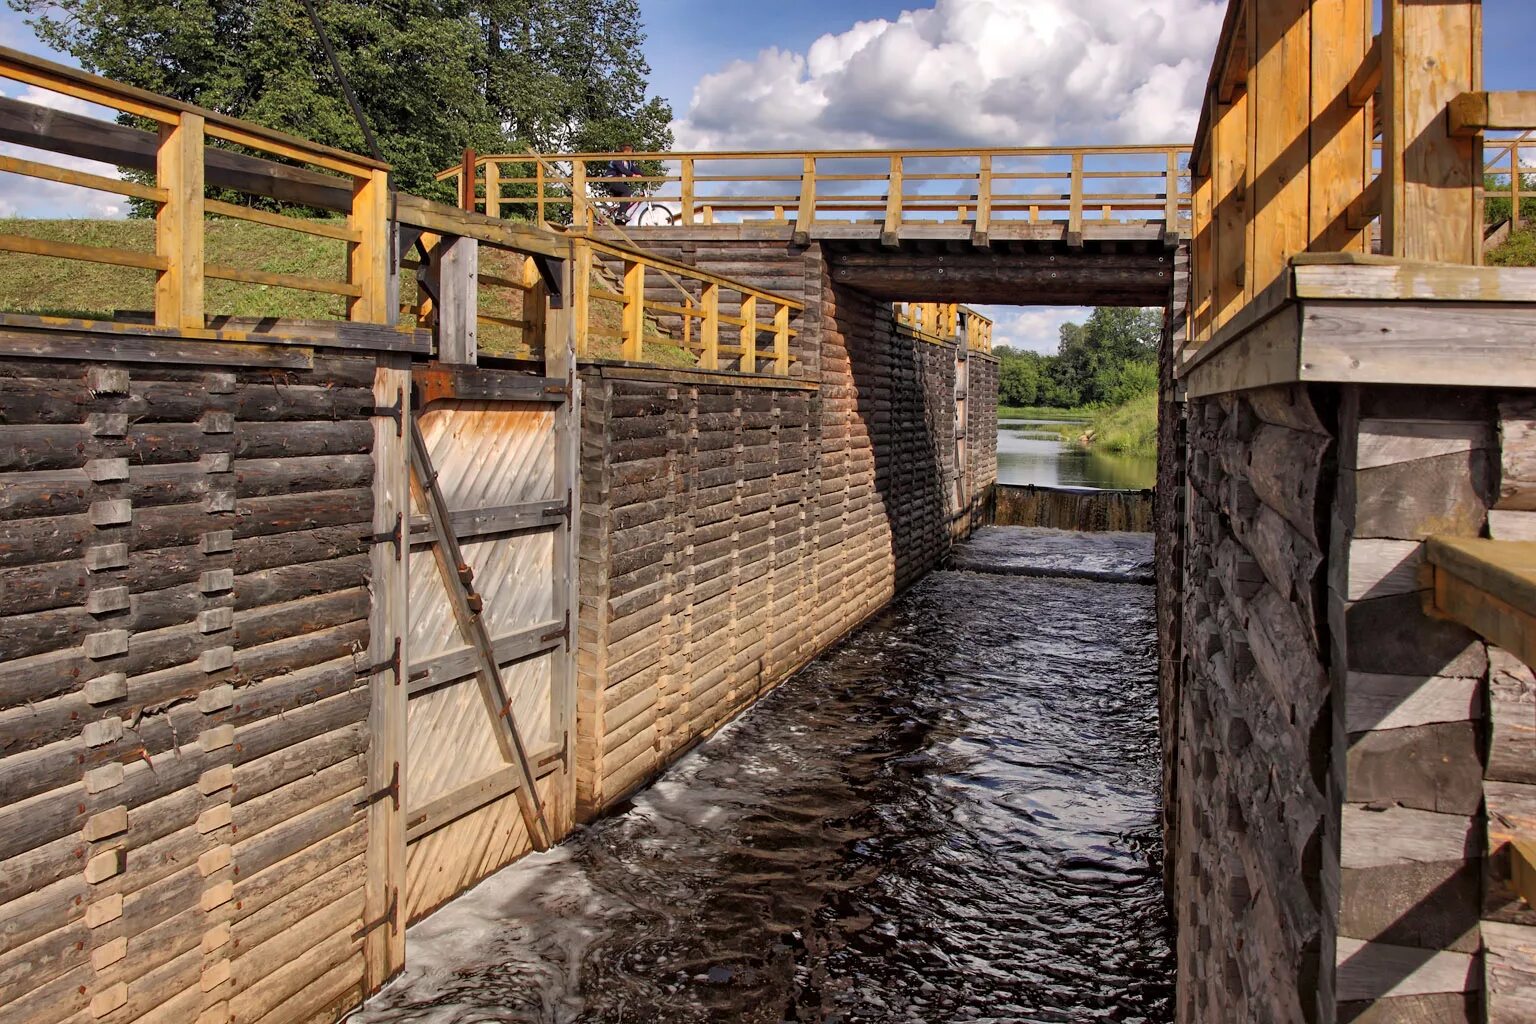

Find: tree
<box><xmin>994</xmin><ymin>346</ymin><xmax>1042</xmax><ymax>407</ymax></box>
<box><xmin>13</xmin><ymin>0</ymin><xmax>673</xmax><ymax>201</ymax></box>
<box><xmin>1485</xmin><ymin>171</ymin><xmax>1536</xmax><ymax>226</ymax></box>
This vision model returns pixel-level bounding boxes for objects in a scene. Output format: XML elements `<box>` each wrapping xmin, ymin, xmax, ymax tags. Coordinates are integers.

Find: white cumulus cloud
<box><xmin>673</xmin><ymin>0</ymin><xmax>1225</xmax><ymax>152</ymax></box>
<box><xmin>1</xmin><ymin>83</ymin><xmax>130</xmax><ymax>220</ymax></box>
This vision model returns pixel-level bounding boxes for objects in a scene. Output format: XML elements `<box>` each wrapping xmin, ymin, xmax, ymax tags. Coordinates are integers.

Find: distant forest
<box><xmin>994</xmin><ymin>307</ymin><xmax>1161</xmax><ymax>410</ymax></box>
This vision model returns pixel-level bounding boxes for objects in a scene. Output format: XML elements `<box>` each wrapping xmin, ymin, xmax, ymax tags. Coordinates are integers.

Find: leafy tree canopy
<box><xmin>994</xmin><ymin>307</ymin><xmax>1161</xmax><ymax>409</ymax></box>
<box><xmin>13</xmin><ymin>0</ymin><xmax>674</xmax><ymax>199</ymax></box>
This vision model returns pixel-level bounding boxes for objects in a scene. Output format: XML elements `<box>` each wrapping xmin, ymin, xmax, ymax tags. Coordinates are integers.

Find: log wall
<box><xmin>1167</xmin><ymin>378</ymin><xmax>1536</xmax><ymax>1024</ymax></box>
<box><xmin>0</xmin><ymin>348</ymin><xmax>380</xmax><ymax>1024</ymax></box>
<box><xmin>574</xmin><ymin>241</ymin><xmax>996</xmax><ymax>816</ymax></box>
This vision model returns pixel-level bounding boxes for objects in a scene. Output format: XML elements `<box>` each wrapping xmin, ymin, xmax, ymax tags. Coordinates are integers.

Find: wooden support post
<box><xmin>681</xmin><ymin>157</ymin><xmax>696</xmax><ymax>226</ymax></box>
<box><xmin>1067</xmin><ymin>152</ymin><xmax>1084</xmax><ymax>247</ymax></box>
<box><xmin>700</xmin><ymin>283</ymin><xmax>719</xmax><ymax>370</ymax></box>
<box><xmin>432</xmin><ymin>235</ymin><xmax>477</xmax><ymax>364</ymax></box>
<box><xmin>536</xmin><ymin>160</ymin><xmax>546</xmax><ymax>226</ymax></box>
<box><xmin>484</xmin><ymin>160</ymin><xmax>500</xmax><ymax>219</ymax></box>
<box><xmin>973</xmin><ymin>153</ymin><xmax>992</xmax><ymax>247</ymax></box>
<box><xmin>1164</xmin><ymin>148</ymin><xmax>1181</xmax><ymax>241</ymax></box>
<box><xmin>882</xmin><ymin>155</ymin><xmax>903</xmax><ymax>247</ymax></box>
<box><xmin>621</xmin><ymin>259</ymin><xmax>644</xmax><ymax>361</ymax></box>
<box><xmin>543</xmin><ymin>254</ymin><xmax>580</xmax><ymax>835</ymax></box>
<box><xmin>773</xmin><ymin>303</ymin><xmax>790</xmax><ymax>376</ymax></box>
<box><xmin>521</xmin><ymin>256</ymin><xmax>546</xmax><ymax>356</ymax></box>
<box><xmin>1214</xmin><ymin>91</ymin><xmax>1249</xmax><ymax>331</ymax></box>
<box><xmin>1191</xmin><ymin>170</ymin><xmax>1214</xmax><ymax>344</ymax></box>
<box><xmin>570</xmin><ymin>160</ymin><xmax>588</xmax><ymax>232</ymax></box>
<box><xmin>702</xmin><ymin>205</ymin><xmax>714</xmax><ymax>225</ymax></box>
<box><xmin>572</xmin><ymin>240</ymin><xmax>591</xmax><ymax>359</ymax></box>
<box><xmin>363</xmin><ymin>352</ymin><xmax>410</xmax><ymax>993</ymax></box>
<box><xmin>795</xmin><ymin>155</ymin><xmax>816</xmax><ymax>244</ymax></box>
<box><xmin>155</xmin><ymin>111</ymin><xmax>205</xmax><ymax>331</ymax></box>
<box><xmin>1381</xmin><ymin>0</ymin><xmax>1483</xmax><ymax>263</ymax></box>
<box><xmin>1245</xmin><ymin>0</ymin><xmax>1312</xmax><ymax>304</ymax></box>
<box><xmin>460</xmin><ymin>148</ymin><xmax>476</xmax><ymax>211</ymax></box>
<box><xmin>1515</xmin><ymin>138</ymin><xmax>1525</xmax><ymax>231</ymax></box>
<box><xmin>1310</xmin><ymin>0</ymin><xmax>1372</xmax><ymax>254</ymax></box>
<box><xmin>739</xmin><ymin>294</ymin><xmax>757</xmax><ymax>373</ymax></box>
<box><xmin>349</xmin><ymin>167</ymin><xmax>391</xmax><ymax>323</ymax></box>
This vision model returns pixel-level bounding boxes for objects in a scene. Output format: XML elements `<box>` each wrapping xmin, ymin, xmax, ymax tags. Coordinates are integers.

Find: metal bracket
<box><xmin>540</xmin><ymin>611</ymin><xmax>570</xmax><ymax>645</ymax></box>
<box><xmin>367</xmin><ymin>512</ymin><xmax>404</xmax><ymax>560</ymax></box>
<box><xmin>356</xmin><ymin>636</ymin><xmax>427</xmax><ymax>687</ymax></box>
<box><xmin>371</xmin><ymin>387</ymin><xmax>404</xmax><ymax>438</ymax></box>
<box><xmin>354</xmin><ymin>761</ymin><xmax>400</xmax><ymax>812</ymax></box>
<box><xmin>352</xmin><ymin>886</ymin><xmax>399</xmax><ymax>940</ymax></box>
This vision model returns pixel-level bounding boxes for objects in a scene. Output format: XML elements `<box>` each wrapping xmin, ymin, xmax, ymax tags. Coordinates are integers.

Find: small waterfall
<box><xmin>989</xmin><ymin>483</ymin><xmax>1153</xmax><ymax>533</ymax></box>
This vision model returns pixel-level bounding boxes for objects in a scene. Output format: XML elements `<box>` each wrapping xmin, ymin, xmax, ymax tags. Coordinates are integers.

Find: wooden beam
<box><xmin>1381</xmin><ymin>0</ymin><xmax>1483</xmax><ymax>264</ymax></box>
<box><xmin>1310</xmin><ymin>0</ymin><xmax>1372</xmax><ymax>253</ymax></box>
<box><xmin>1449</xmin><ymin>91</ymin><xmax>1536</xmax><ymax>136</ymax></box>
<box><xmin>1427</xmin><ymin>536</ymin><xmax>1536</xmax><ymax>670</ymax></box>
<box><xmin>1246</xmin><ymin>0</ymin><xmax>1312</xmax><ymax>304</ymax></box>
<box><xmin>699</xmin><ymin>282</ymin><xmax>719</xmax><ymax>370</ymax></box>
<box><xmin>431</xmin><ymin>235</ymin><xmax>478</xmax><ymax>364</ymax></box>
<box><xmin>154</xmin><ymin>112</ymin><xmax>204</xmax><ymax>331</ymax></box>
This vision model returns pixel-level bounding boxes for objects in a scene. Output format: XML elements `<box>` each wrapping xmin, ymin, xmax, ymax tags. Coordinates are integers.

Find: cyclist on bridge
<box><xmin>606</xmin><ymin>144</ymin><xmax>643</xmax><ymax>225</ymax></box>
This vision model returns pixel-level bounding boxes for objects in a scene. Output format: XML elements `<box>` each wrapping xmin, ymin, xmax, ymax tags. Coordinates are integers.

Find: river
<box><xmin>351</xmin><ymin>527</ymin><xmax>1171</xmax><ymax>1024</ymax></box>
<box><xmin>997</xmin><ymin>419</ymin><xmax>1156</xmax><ymax>491</ymax></box>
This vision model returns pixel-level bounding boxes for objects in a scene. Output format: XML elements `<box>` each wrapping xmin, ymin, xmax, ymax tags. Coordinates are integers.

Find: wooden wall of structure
<box><xmin>574</xmin><ymin>248</ymin><xmax>996</xmax><ymax>817</ymax></box>
<box><xmin>0</xmin><ymin>345</ymin><xmax>381</xmax><ymax>1024</ymax></box>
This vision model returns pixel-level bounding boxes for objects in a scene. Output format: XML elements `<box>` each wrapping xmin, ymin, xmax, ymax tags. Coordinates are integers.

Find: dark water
<box><xmin>353</xmin><ymin>528</ymin><xmax>1171</xmax><ymax>1024</ymax></box>
<box><xmin>997</xmin><ymin>419</ymin><xmax>1156</xmax><ymax>491</ymax></box>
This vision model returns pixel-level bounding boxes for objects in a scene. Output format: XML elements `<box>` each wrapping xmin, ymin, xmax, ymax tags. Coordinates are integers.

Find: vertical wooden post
<box><xmin>522</xmin><ymin>256</ymin><xmax>546</xmax><ymax>357</ymax></box>
<box><xmin>773</xmin><ymin>303</ymin><xmax>790</xmax><ymax>376</ymax></box>
<box><xmin>739</xmin><ymin>295</ymin><xmax>757</xmax><ymax>373</ymax></box>
<box><xmin>572</xmin><ymin>240</ymin><xmax>591</xmax><ymax>358</ymax></box>
<box><xmin>882</xmin><ymin>155</ymin><xmax>903</xmax><ymax>246</ymax></box>
<box><xmin>155</xmin><ymin>111</ymin><xmax>205</xmax><ymax>331</ymax></box>
<box><xmin>1164</xmin><ymin>149</ymin><xmax>1181</xmax><ymax>237</ymax></box>
<box><xmin>570</xmin><ymin>160</ymin><xmax>588</xmax><ymax>232</ymax></box>
<box><xmin>349</xmin><ymin>168</ymin><xmax>391</xmax><ymax>323</ymax></box>
<box><xmin>795</xmin><ymin>156</ymin><xmax>817</xmax><ymax>242</ymax></box>
<box><xmin>1214</xmin><ymin>89</ymin><xmax>1249</xmax><ymax>331</ymax></box>
<box><xmin>973</xmin><ymin>153</ymin><xmax>992</xmax><ymax>246</ymax></box>
<box><xmin>1310</xmin><ymin>0</ymin><xmax>1372</xmax><ymax>253</ymax></box>
<box><xmin>1514</xmin><ymin>138</ymin><xmax>1525</xmax><ymax>230</ymax></box>
<box><xmin>1191</xmin><ymin>171</ymin><xmax>1215</xmax><ymax>345</ymax></box>
<box><xmin>363</xmin><ymin>352</ymin><xmax>410</xmax><ymax>994</ymax></box>
<box><xmin>1245</xmin><ymin>0</ymin><xmax>1312</xmax><ymax>303</ymax></box>
<box><xmin>621</xmin><ymin>259</ymin><xmax>644</xmax><ymax>361</ymax></box>
<box><xmin>1067</xmin><ymin>151</ymin><xmax>1084</xmax><ymax>247</ymax></box>
<box><xmin>460</xmin><ymin>148</ymin><xmax>476</xmax><ymax>211</ymax></box>
<box><xmin>681</xmin><ymin>157</ymin><xmax>696</xmax><ymax>226</ymax></box>
<box><xmin>1381</xmin><ymin>0</ymin><xmax>1483</xmax><ymax>263</ymax></box>
<box><xmin>434</xmin><ymin>236</ymin><xmax>478</xmax><ymax>364</ymax></box>
<box><xmin>700</xmin><ymin>283</ymin><xmax>719</xmax><ymax>370</ymax></box>
<box><xmin>536</xmin><ymin>160</ymin><xmax>546</xmax><ymax>226</ymax></box>
<box><xmin>484</xmin><ymin>160</ymin><xmax>500</xmax><ymax>219</ymax></box>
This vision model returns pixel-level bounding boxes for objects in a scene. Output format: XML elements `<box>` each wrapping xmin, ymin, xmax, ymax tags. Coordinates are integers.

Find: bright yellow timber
<box><xmin>155</xmin><ymin>112</ymin><xmax>204</xmax><ymax>331</ymax></box>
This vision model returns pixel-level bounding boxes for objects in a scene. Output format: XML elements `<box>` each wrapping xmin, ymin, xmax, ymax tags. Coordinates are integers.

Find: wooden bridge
<box><xmin>1</xmin><ymin>1</ymin><xmax>1536</xmax><ymax>1023</ymax></box>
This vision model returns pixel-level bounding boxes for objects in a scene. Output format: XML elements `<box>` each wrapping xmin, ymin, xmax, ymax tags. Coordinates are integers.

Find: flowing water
<box><xmin>997</xmin><ymin>419</ymin><xmax>1156</xmax><ymax>491</ymax></box>
<box><xmin>352</xmin><ymin>527</ymin><xmax>1171</xmax><ymax>1024</ymax></box>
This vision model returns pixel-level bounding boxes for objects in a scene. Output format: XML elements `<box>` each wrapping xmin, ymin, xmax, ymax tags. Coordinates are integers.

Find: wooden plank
<box><xmin>391</xmin><ymin>193</ymin><xmax>569</xmax><ymax>261</ymax></box>
<box><xmin>433</xmin><ymin>235</ymin><xmax>478</xmax><ymax>365</ymax></box>
<box><xmin>412</xmin><ymin>365</ymin><xmax>566</xmax><ymax>406</ymax></box>
<box><xmin>1351</xmin><ymin>417</ymin><xmax>1492</xmax><ymax>471</ymax></box>
<box><xmin>349</xmin><ymin>167</ymin><xmax>391</xmax><ymax>322</ymax></box>
<box><xmin>0</xmin><ymin>232</ymin><xmax>165</xmax><ymax>271</ymax></box>
<box><xmin>204</xmin><ymin>199</ymin><xmax>361</xmax><ymax>242</ymax></box>
<box><xmin>1212</xmin><ymin>92</ymin><xmax>1249</xmax><ymax>332</ymax></box>
<box><xmin>1299</xmin><ymin>300</ymin><xmax>1536</xmax><ymax>389</ymax></box>
<box><xmin>0</xmin><ymin>321</ymin><xmax>314</xmax><ymax>367</ymax></box>
<box><xmin>1182</xmin><ymin>303</ymin><xmax>1302</xmax><ymax>398</ymax></box>
<box><xmin>1291</xmin><ymin>257</ymin><xmax>1536</xmax><ymax>302</ymax></box>
<box><xmin>1246</xmin><ymin>0</ymin><xmax>1312</xmax><ymax>303</ymax></box>
<box><xmin>1483</xmin><ymin>920</ymin><xmax>1536</xmax><ymax>1024</ymax></box>
<box><xmin>0</xmin><ymin>152</ymin><xmax>166</xmax><ymax>202</ymax></box>
<box><xmin>404</xmin><ymin>751</ymin><xmax>560</xmax><ymax>842</ymax></box>
<box><xmin>1347</xmin><ymin>539</ymin><xmax>1425</xmax><ymax>600</ymax></box>
<box><xmin>1449</xmin><ymin>90</ymin><xmax>1536</xmax><ymax>135</ymax></box>
<box><xmin>1428</xmin><ymin>536</ymin><xmax>1536</xmax><ymax>668</ymax></box>
<box><xmin>1341</xmin><ymin>804</ymin><xmax>1476</xmax><ymax>869</ymax></box>
<box><xmin>408</xmin><ymin>622</ymin><xmax>564</xmax><ymax>696</ymax></box>
<box><xmin>1344</xmin><ymin>671</ymin><xmax>1480</xmax><ymax>733</ymax></box>
<box><xmin>1336</xmin><ymin>937</ymin><xmax>1480</xmax><ymax>1001</ymax></box>
<box><xmin>205</xmin><ymin>262</ymin><xmax>361</xmax><ymax>297</ymax></box>
<box><xmin>621</xmin><ymin>260</ymin><xmax>645</xmax><ymax>361</ymax></box>
<box><xmin>409</xmin><ymin>499</ymin><xmax>568</xmax><ymax>543</ymax></box>
<box><xmin>547</xmin><ymin>252</ymin><xmax>580</xmax><ymax>833</ymax></box>
<box><xmin>1380</xmin><ymin>0</ymin><xmax>1483</xmax><ymax>263</ymax></box>
<box><xmin>1309</xmin><ymin>0</ymin><xmax>1371</xmax><ymax>253</ymax></box>
<box><xmin>362</xmin><ymin>353</ymin><xmax>409</xmax><ymax>992</ymax></box>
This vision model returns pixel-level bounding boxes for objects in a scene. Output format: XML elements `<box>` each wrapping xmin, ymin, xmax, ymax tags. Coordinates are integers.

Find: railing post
<box><xmin>882</xmin><ymin>154</ymin><xmax>903</xmax><ymax>247</ymax></box>
<box><xmin>681</xmin><ymin>157</ymin><xmax>696</xmax><ymax>226</ymax></box>
<box><xmin>571</xmin><ymin>159</ymin><xmax>588</xmax><ymax>232</ymax></box>
<box><xmin>795</xmin><ymin>155</ymin><xmax>817</xmax><ymax>244</ymax></box>
<box><xmin>435</xmin><ymin>235</ymin><xmax>478</xmax><ymax>364</ymax></box>
<box><xmin>1068</xmin><ymin>151</ymin><xmax>1084</xmax><ymax>247</ymax></box>
<box><xmin>572</xmin><ymin>239</ymin><xmax>591</xmax><ymax>358</ymax></box>
<box><xmin>621</xmin><ymin>259</ymin><xmax>644</xmax><ymax>361</ymax></box>
<box><xmin>348</xmin><ymin>167</ymin><xmax>391</xmax><ymax>323</ymax></box>
<box><xmin>460</xmin><ymin>147</ymin><xmax>476</xmax><ymax>211</ymax></box>
<box><xmin>1164</xmin><ymin>149</ymin><xmax>1181</xmax><ymax>240</ymax></box>
<box><xmin>155</xmin><ymin>111</ymin><xmax>205</xmax><ymax>331</ymax></box>
<box><xmin>1515</xmin><ymin>138</ymin><xmax>1525</xmax><ymax>230</ymax></box>
<box><xmin>739</xmin><ymin>294</ymin><xmax>757</xmax><ymax>373</ymax></box>
<box><xmin>700</xmin><ymin>283</ymin><xmax>719</xmax><ymax>370</ymax></box>
<box><xmin>536</xmin><ymin>160</ymin><xmax>546</xmax><ymax>226</ymax></box>
<box><xmin>773</xmin><ymin>303</ymin><xmax>790</xmax><ymax>376</ymax></box>
<box><xmin>484</xmin><ymin>159</ymin><xmax>500</xmax><ymax>219</ymax></box>
<box><xmin>973</xmin><ymin>153</ymin><xmax>992</xmax><ymax>247</ymax></box>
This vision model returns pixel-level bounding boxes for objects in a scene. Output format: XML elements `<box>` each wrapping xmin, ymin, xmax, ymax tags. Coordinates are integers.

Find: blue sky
<box><xmin>4</xmin><ymin>1</ymin><xmax>1534</xmax><ymax>350</ymax></box>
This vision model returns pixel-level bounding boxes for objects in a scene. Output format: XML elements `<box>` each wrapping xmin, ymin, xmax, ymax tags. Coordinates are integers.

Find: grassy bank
<box><xmin>997</xmin><ymin>405</ymin><xmax>1093</xmax><ymax>421</ymax></box>
<box><xmin>1488</xmin><ymin>225</ymin><xmax>1536</xmax><ymax>267</ymax></box>
<box><xmin>1077</xmin><ymin>391</ymin><xmax>1158</xmax><ymax>458</ymax></box>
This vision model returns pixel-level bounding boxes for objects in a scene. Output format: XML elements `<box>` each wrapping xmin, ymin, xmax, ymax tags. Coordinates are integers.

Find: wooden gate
<box><xmin>398</xmin><ymin>366</ymin><xmax>577</xmax><ymax>923</ymax></box>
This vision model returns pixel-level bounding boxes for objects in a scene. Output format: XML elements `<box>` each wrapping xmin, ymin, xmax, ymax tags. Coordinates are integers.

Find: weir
<box><xmin>1</xmin><ymin>0</ymin><xmax>1536</xmax><ymax>1021</ymax></box>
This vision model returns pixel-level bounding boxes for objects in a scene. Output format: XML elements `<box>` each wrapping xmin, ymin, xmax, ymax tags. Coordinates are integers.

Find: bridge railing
<box><xmin>893</xmin><ymin>302</ymin><xmax>993</xmax><ymax>353</ymax></box>
<box><xmin>571</xmin><ymin>236</ymin><xmax>804</xmax><ymax>375</ymax></box>
<box><xmin>439</xmin><ymin>146</ymin><xmax>1193</xmax><ymax>237</ymax></box>
<box><xmin>0</xmin><ymin>45</ymin><xmax>392</xmax><ymax>331</ymax></box>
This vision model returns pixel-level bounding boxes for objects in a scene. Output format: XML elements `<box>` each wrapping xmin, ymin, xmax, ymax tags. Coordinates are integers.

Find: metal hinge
<box><xmin>544</xmin><ymin>383</ymin><xmax>571</xmax><ymax>398</ymax></box>
<box><xmin>355</xmin><ymin>636</ymin><xmax>427</xmax><ymax>687</ymax></box>
<box><xmin>354</xmin><ymin>761</ymin><xmax>400</xmax><ymax>812</ymax></box>
<box><xmin>371</xmin><ymin>387</ymin><xmax>404</xmax><ymax>438</ymax></box>
<box><xmin>367</xmin><ymin>512</ymin><xmax>404</xmax><ymax>560</ymax></box>
<box><xmin>353</xmin><ymin>887</ymin><xmax>399</xmax><ymax>940</ymax></box>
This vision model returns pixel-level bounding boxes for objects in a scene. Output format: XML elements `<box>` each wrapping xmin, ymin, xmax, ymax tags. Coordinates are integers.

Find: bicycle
<box><xmin>598</xmin><ymin>195</ymin><xmax>677</xmax><ymax>228</ymax></box>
